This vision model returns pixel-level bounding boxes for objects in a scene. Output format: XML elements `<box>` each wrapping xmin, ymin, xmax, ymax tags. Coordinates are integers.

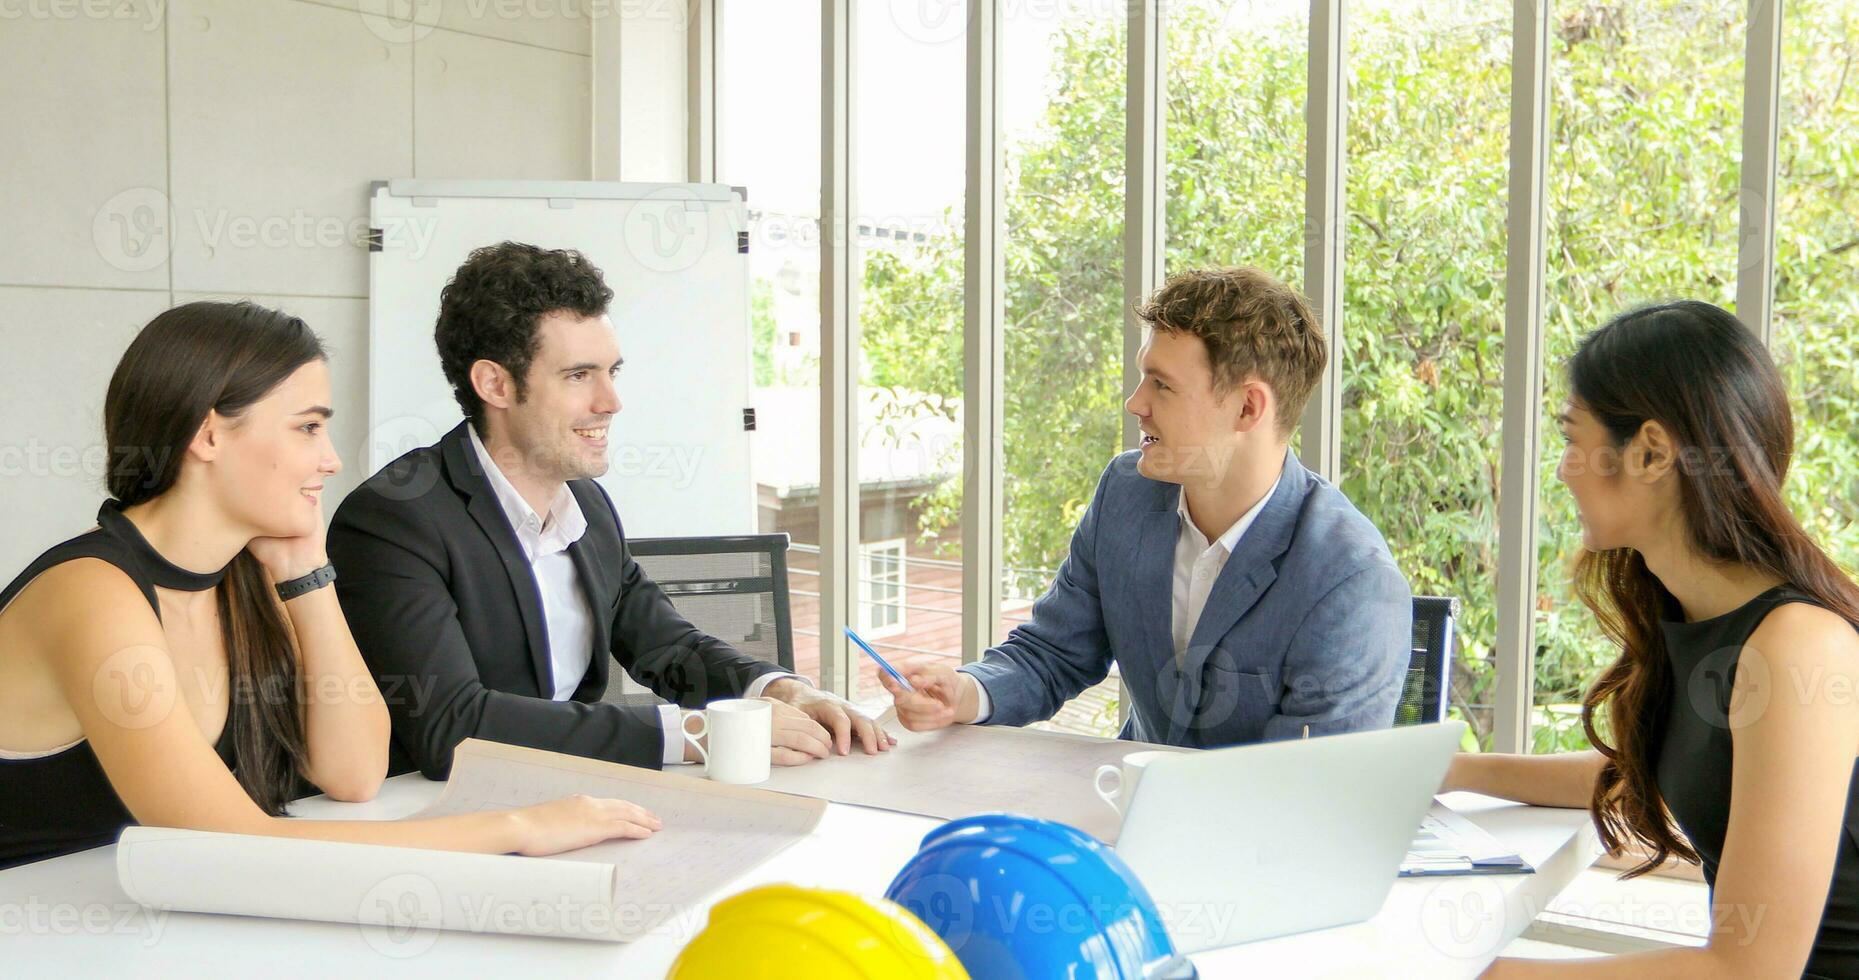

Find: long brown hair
<box><xmin>1571</xmin><ymin>300</ymin><xmax>1859</xmax><ymax>877</ymax></box>
<box><xmin>104</xmin><ymin>301</ymin><xmax>325</xmax><ymax>815</ymax></box>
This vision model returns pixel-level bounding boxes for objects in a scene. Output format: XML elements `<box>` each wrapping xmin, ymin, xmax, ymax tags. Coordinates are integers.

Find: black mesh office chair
<box><xmin>1397</xmin><ymin>595</ymin><xmax>1459</xmax><ymax>726</ymax></box>
<box><xmin>600</xmin><ymin>533</ymin><xmax>795</xmax><ymax>705</ymax></box>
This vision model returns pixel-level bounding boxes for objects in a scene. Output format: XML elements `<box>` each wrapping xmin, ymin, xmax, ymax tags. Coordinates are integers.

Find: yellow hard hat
<box><xmin>668</xmin><ymin>884</ymin><xmax>971</xmax><ymax>980</ymax></box>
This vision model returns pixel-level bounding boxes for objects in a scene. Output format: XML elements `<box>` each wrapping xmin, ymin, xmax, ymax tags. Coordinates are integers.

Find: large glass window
<box><xmin>1773</xmin><ymin>1</ymin><xmax>1859</xmax><ymax>574</ymax></box>
<box><xmin>720</xmin><ymin>0</ymin><xmax>826</xmax><ymax>684</ymax></box>
<box><xmin>1001</xmin><ymin>1</ymin><xmax>1127</xmax><ymax>736</ymax></box>
<box><xmin>852</xmin><ymin>0</ymin><xmax>967</xmax><ymax>703</ymax></box>
<box><xmin>1164</xmin><ymin>1</ymin><xmax>1308</xmax><ymax>275</ymax></box>
<box><xmin>1340</xmin><ymin>0</ymin><xmax>1511</xmax><ymax>751</ymax></box>
<box><xmin>1535</xmin><ymin>0</ymin><xmax>1747</xmax><ymax>751</ymax></box>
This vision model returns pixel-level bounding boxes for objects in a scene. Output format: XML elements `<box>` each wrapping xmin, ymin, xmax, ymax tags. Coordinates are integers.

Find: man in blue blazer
<box><xmin>884</xmin><ymin>266</ymin><xmax>1412</xmax><ymax>746</ymax></box>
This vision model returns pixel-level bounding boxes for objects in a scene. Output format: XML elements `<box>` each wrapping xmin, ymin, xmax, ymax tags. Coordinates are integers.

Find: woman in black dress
<box><xmin>1447</xmin><ymin>300</ymin><xmax>1859</xmax><ymax>978</ymax></box>
<box><xmin>0</xmin><ymin>301</ymin><xmax>661</xmax><ymax>868</ymax></box>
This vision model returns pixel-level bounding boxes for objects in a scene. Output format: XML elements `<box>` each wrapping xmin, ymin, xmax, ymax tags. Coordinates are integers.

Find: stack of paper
<box><xmin>1400</xmin><ymin>801</ymin><xmax>1534</xmax><ymax>877</ymax></box>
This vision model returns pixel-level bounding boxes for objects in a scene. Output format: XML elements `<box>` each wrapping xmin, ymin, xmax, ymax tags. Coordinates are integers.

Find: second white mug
<box><xmin>1093</xmin><ymin>750</ymin><xmax>1172</xmax><ymax>814</ymax></box>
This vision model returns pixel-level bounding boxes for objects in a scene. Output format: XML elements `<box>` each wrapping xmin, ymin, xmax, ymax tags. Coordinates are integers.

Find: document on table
<box><xmin>115</xmin><ymin>738</ymin><xmax>825</xmax><ymax>942</ymax></box>
<box><xmin>750</xmin><ymin>711</ymin><xmax>1186</xmax><ymax>843</ymax></box>
<box><xmin>1399</xmin><ymin>801</ymin><xmax>1534</xmax><ymax>877</ymax></box>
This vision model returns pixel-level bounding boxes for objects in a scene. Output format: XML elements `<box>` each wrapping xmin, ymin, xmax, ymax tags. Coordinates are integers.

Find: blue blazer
<box><xmin>962</xmin><ymin>450</ymin><xmax>1412</xmax><ymax>747</ymax></box>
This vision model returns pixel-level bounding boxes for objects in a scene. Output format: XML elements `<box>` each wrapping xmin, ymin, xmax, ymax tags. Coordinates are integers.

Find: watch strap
<box><xmin>275</xmin><ymin>563</ymin><xmax>337</xmax><ymax>601</ymax></box>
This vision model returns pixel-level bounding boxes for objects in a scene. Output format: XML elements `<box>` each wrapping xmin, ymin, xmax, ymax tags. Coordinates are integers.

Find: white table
<box><xmin>2</xmin><ymin>775</ymin><xmax>1598</xmax><ymax>978</ymax></box>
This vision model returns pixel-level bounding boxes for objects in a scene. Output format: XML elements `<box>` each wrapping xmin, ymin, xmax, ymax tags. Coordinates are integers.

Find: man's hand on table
<box><xmin>760</xmin><ymin>678</ymin><xmax>896</xmax><ymax>762</ymax></box>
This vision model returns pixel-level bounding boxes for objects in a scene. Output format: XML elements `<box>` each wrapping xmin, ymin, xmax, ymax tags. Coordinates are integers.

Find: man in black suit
<box><xmin>329</xmin><ymin>241</ymin><xmax>891</xmax><ymax>778</ymax></box>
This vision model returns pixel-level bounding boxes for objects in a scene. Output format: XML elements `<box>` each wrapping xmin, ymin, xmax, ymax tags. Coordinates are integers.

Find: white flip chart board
<box><xmin>367</xmin><ymin>180</ymin><xmax>756</xmax><ymax>536</ymax></box>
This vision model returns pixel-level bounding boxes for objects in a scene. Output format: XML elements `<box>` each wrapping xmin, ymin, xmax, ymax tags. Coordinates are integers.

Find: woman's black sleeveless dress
<box><xmin>0</xmin><ymin>501</ymin><xmax>236</xmax><ymax>869</ymax></box>
<box><xmin>1656</xmin><ymin>584</ymin><xmax>1859</xmax><ymax>977</ymax></box>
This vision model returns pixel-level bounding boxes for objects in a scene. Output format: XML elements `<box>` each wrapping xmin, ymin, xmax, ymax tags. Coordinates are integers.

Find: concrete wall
<box><xmin>0</xmin><ymin>0</ymin><xmax>691</xmax><ymax>573</ymax></box>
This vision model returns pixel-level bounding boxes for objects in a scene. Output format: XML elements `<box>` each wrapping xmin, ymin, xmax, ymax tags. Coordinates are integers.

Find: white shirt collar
<box><xmin>466</xmin><ymin>424</ymin><xmax>588</xmax><ymax>556</ymax></box>
<box><xmin>1176</xmin><ymin>470</ymin><xmax>1278</xmax><ymax>556</ymax></box>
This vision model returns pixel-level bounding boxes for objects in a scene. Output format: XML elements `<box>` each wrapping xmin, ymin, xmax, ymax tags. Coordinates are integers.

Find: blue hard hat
<box><xmin>885</xmin><ymin>813</ymin><xmax>1197</xmax><ymax>980</ymax></box>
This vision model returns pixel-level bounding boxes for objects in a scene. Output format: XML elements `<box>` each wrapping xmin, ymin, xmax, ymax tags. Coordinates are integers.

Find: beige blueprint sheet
<box><xmin>117</xmin><ymin>738</ymin><xmax>824</xmax><ymax>942</ymax></box>
<box><xmin>752</xmin><ymin>712</ymin><xmax>1185</xmax><ymax>843</ymax></box>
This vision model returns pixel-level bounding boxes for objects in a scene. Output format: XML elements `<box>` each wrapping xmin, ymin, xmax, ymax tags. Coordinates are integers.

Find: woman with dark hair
<box><xmin>0</xmin><ymin>301</ymin><xmax>661</xmax><ymax>868</ymax></box>
<box><xmin>1448</xmin><ymin>301</ymin><xmax>1859</xmax><ymax>978</ymax></box>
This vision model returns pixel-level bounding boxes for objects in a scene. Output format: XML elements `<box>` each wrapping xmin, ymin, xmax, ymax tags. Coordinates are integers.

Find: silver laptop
<box><xmin>1114</xmin><ymin>721</ymin><xmax>1467</xmax><ymax>953</ymax></box>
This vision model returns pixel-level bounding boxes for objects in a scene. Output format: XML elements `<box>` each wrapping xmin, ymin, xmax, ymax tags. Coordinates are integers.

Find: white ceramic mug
<box><xmin>1093</xmin><ymin>750</ymin><xmax>1171</xmax><ymax>814</ymax></box>
<box><xmin>688</xmin><ymin>699</ymin><xmax>773</xmax><ymax>785</ymax></box>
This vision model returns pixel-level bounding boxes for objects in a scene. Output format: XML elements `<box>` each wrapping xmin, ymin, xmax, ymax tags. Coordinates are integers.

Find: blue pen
<box><xmin>844</xmin><ymin>626</ymin><xmax>916</xmax><ymax>693</ymax></box>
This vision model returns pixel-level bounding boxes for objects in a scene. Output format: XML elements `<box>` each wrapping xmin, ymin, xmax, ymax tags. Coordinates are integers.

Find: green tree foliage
<box><xmin>852</xmin><ymin>0</ymin><xmax>1858</xmax><ymax>749</ymax></box>
<box><xmin>752</xmin><ymin>278</ymin><xmax>777</xmax><ymax>387</ymax></box>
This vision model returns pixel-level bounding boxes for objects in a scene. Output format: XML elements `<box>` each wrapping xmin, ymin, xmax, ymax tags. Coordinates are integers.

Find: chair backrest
<box><xmin>600</xmin><ymin>533</ymin><xmax>796</xmax><ymax>705</ymax></box>
<box><xmin>1397</xmin><ymin>595</ymin><xmax>1459</xmax><ymax>727</ymax></box>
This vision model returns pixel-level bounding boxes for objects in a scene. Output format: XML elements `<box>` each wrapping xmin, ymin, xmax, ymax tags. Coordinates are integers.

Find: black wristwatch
<box><xmin>276</xmin><ymin>563</ymin><xmax>337</xmax><ymax>601</ymax></box>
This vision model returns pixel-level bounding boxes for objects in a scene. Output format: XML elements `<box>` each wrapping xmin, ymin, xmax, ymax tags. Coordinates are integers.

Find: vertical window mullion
<box><xmin>1299</xmin><ymin>0</ymin><xmax>1347</xmax><ymax>482</ymax></box>
<box><xmin>1494</xmin><ymin>0</ymin><xmax>1554</xmax><ymax>754</ymax></box>
<box><xmin>1121</xmin><ymin>0</ymin><xmax>1166</xmax><ymax>726</ymax></box>
<box><xmin>1737</xmin><ymin>0</ymin><xmax>1785</xmax><ymax>345</ymax></box>
<box><xmin>962</xmin><ymin>0</ymin><xmax>1006</xmax><ymax>664</ymax></box>
<box><xmin>819</xmin><ymin>0</ymin><xmax>857</xmax><ymax>698</ymax></box>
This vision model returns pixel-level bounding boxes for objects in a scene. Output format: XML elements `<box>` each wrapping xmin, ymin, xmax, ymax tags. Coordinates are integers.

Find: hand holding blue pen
<box><xmin>849</xmin><ymin>629</ymin><xmax>986</xmax><ymax>733</ymax></box>
<box><xmin>844</xmin><ymin>626</ymin><xmax>915</xmax><ymax>693</ymax></box>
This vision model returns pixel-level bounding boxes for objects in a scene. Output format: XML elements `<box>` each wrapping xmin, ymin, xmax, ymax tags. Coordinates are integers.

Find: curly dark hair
<box><xmin>434</xmin><ymin>241</ymin><xmax>614</xmax><ymax>430</ymax></box>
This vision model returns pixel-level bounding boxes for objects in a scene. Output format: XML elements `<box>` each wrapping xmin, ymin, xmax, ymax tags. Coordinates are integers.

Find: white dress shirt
<box><xmin>1170</xmin><ymin>481</ymin><xmax>1275</xmax><ymax>665</ymax></box>
<box><xmin>468</xmin><ymin>428</ymin><xmax>799</xmax><ymax>764</ymax></box>
<box><xmin>967</xmin><ymin>478</ymin><xmax>1278</xmax><ymax>722</ymax></box>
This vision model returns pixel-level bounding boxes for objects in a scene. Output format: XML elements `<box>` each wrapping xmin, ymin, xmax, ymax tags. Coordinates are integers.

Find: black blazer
<box><xmin>327</xmin><ymin>422</ymin><xmax>783</xmax><ymax>778</ymax></box>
